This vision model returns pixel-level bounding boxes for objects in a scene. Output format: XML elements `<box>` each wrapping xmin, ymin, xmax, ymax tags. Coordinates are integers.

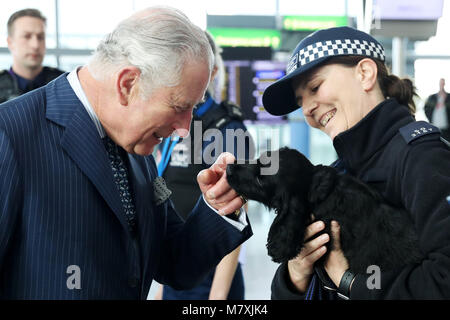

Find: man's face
<box><xmin>108</xmin><ymin>60</ymin><xmax>211</xmax><ymax>156</ymax></box>
<box><xmin>7</xmin><ymin>16</ymin><xmax>46</xmax><ymax>71</ymax></box>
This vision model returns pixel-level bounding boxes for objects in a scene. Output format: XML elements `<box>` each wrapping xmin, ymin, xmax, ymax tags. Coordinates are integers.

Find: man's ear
<box><xmin>116</xmin><ymin>67</ymin><xmax>141</xmax><ymax>106</ymax></box>
<box><xmin>7</xmin><ymin>36</ymin><xmax>13</xmax><ymax>51</ymax></box>
<box><xmin>356</xmin><ymin>58</ymin><xmax>378</xmax><ymax>92</ymax></box>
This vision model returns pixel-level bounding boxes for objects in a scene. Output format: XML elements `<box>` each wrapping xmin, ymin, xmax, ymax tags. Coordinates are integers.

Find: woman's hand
<box><xmin>324</xmin><ymin>220</ymin><xmax>349</xmax><ymax>287</ymax></box>
<box><xmin>287</xmin><ymin>220</ymin><xmax>330</xmax><ymax>293</ymax></box>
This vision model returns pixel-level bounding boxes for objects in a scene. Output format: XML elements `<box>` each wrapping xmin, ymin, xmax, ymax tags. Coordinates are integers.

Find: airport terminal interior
<box><xmin>1</xmin><ymin>0</ymin><xmax>448</xmax><ymax>299</ymax></box>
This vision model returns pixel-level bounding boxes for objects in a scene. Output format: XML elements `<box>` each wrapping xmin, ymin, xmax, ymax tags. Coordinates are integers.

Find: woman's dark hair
<box><xmin>300</xmin><ymin>56</ymin><xmax>418</xmax><ymax>115</ymax></box>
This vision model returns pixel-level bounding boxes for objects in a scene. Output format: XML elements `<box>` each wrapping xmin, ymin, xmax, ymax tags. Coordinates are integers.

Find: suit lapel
<box><xmin>128</xmin><ymin>154</ymin><xmax>157</xmax><ymax>297</ymax></box>
<box><xmin>45</xmin><ymin>75</ymin><xmax>131</xmax><ymax>234</ymax></box>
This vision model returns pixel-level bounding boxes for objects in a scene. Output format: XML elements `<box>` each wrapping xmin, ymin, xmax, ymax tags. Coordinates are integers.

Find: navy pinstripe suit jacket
<box><xmin>0</xmin><ymin>74</ymin><xmax>252</xmax><ymax>299</ymax></box>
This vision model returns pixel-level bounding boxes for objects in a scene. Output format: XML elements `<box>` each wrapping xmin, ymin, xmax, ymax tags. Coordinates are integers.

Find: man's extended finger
<box><xmin>209</xmin><ymin>187</ymin><xmax>238</xmax><ymax>205</ymax></box>
<box><xmin>203</xmin><ymin>171</ymin><xmax>232</xmax><ymax>200</ymax></box>
<box><xmin>216</xmin><ymin>195</ymin><xmax>243</xmax><ymax>216</ymax></box>
<box><xmin>197</xmin><ymin>169</ymin><xmax>219</xmax><ymax>193</ymax></box>
<box><xmin>210</xmin><ymin>152</ymin><xmax>236</xmax><ymax>172</ymax></box>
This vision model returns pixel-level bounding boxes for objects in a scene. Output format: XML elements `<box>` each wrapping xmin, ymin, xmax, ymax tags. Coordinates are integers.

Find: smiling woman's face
<box><xmin>293</xmin><ymin>63</ymin><xmax>373</xmax><ymax>140</ymax></box>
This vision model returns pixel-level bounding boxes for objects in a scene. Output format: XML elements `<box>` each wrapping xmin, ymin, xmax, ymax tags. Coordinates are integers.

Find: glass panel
<box><xmin>59</xmin><ymin>55</ymin><xmax>91</xmax><ymax>72</ymax></box>
<box><xmin>133</xmin><ymin>0</ymin><xmax>207</xmax><ymax>28</ymax></box>
<box><xmin>0</xmin><ymin>53</ymin><xmax>12</xmax><ymax>70</ymax></box>
<box><xmin>57</xmin><ymin>0</ymin><xmax>134</xmax><ymax>49</ymax></box>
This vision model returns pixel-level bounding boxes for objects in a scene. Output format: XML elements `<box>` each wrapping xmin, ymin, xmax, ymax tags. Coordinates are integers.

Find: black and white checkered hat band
<box><xmin>287</xmin><ymin>39</ymin><xmax>385</xmax><ymax>75</ymax></box>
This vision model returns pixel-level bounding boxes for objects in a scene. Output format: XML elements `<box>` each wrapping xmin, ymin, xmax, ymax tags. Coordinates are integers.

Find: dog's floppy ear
<box><xmin>308</xmin><ymin>165</ymin><xmax>338</xmax><ymax>205</ymax></box>
<box><xmin>267</xmin><ymin>193</ymin><xmax>311</xmax><ymax>263</ymax></box>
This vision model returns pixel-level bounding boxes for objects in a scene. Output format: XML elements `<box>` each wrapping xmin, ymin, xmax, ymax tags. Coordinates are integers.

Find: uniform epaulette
<box><xmin>399</xmin><ymin>121</ymin><xmax>440</xmax><ymax>144</ymax></box>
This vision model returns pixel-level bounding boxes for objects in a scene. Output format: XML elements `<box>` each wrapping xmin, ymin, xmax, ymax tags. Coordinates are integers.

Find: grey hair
<box><xmin>88</xmin><ymin>6</ymin><xmax>213</xmax><ymax>98</ymax></box>
<box><xmin>204</xmin><ymin>30</ymin><xmax>225</xmax><ymax>100</ymax></box>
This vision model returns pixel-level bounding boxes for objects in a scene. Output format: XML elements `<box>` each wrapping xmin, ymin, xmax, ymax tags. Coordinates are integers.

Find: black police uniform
<box><xmin>271</xmin><ymin>98</ymin><xmax>450</xmax><ymax>299</ymax></box>
<box><xmin>0</xmin><ymin>66</ymin><xmax>64</xmax><ymax>103</ymax></box>
<box><xmin>159</xmin><ymin>94</ymin><xmax>254</xmax><ymax>300</ymax></box>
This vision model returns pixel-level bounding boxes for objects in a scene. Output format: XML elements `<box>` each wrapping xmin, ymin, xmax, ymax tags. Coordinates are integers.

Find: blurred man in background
<box><xmin>425</xmin><ymin>78</ymin><xmax>450</xmax><ymax>141</ymax></box>
<box><xmin>0</xmin><ymin>8</ymin><xmax>63</xmax><ymax>103</ymax></box>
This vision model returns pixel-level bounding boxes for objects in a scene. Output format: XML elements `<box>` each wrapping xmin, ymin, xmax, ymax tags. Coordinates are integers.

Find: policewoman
<box><xmin>263</xmin><ymin>26</ymin><xmax>450</xmax><ymax>299</ymax></box>
<box><xmin>155</xmin><ymin>31</ymin><xmax>254</xmax><ymax>300</ymax></box>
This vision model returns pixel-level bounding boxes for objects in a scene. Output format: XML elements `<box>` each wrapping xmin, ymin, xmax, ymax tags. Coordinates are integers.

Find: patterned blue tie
<box><xmin>103</xmin><ymin>136</ymin><xmax>137</xmax><ymax>233</ymax></box>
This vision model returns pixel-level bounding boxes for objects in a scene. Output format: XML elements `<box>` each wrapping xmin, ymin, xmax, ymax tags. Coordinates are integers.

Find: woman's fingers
<box><xmin>303</xmin><ymin>244</ymin><xmax>328</xmax><ymax>266</ymax></box>
<box><xmin>304</xmin><ymin>220</ymin><xmax>324</xmax><ymax>240</ymax></box>
<box><xmin>301</xmin><ymin>233</ymin><xmax>329</xmax><ymax>258</ymax></box>
<box><xmin>286</xmin><ymin>219</ymin><xmax>330</xmax><ymax>293</ymax></box>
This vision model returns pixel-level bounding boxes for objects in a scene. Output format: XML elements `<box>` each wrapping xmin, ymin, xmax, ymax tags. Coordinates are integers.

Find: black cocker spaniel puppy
<box><xmin>226</xmin><ymin>147</ymin><xmax>422</xmax><ymax>274</ymax></box>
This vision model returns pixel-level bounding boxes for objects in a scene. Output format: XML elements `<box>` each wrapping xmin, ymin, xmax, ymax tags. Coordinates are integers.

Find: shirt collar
<box><xmin>67</xmin><ymin>67</ymin><xmax>106</xmax><ymax>138</ymax></box>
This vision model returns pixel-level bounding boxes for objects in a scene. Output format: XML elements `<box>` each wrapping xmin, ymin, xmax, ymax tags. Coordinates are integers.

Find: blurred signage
<box><xmin>223</xmin><ymin>60</ymin><xmax>287</xmax><ymax>122</ymax></box>
<box><xmin>370</xmin><ymin>0</ymin><xmax>443</xmax><ymax>39</ymax></box>
<box><xmin>208</xmin><ymin>28</ymin><xmax>281</xmax><ymax>48</ymax></box>
<box><xmin>372</xmin><ymin>0</ymin><xmax>444</xmax><ymax>20</ymax></box>
<box><xmin>283</xmin><ymin>15</ymin><xmax>348</xmax><ymax>31</ymax></box>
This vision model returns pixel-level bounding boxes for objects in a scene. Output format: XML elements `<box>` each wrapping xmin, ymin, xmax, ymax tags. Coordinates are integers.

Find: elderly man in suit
<box><xmin>0</xmin><ymin>6</ymin><xmax>251</xmax><ymax>299</ymax></box>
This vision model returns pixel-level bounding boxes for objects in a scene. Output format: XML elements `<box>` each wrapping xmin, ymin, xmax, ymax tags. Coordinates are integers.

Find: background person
<box><xmin>0</xmin><ymin>6</ymin><xmax>251</xmax><ymax>299</ymax></box>
<box><xmin>0</xmin><ymin>8</ymin><xmax>64</xmax><ymax>103</ymax></box>
<box><xmin>262</xmin><ymin>26</ymin><xmax>450</xmax><ymax>299</ymax></box>
<box><xmin>155</xmin><ymin>30</ymin><xmax>253</xmax><ymax>300</ymax></box>
<box><xmin>424</xmin><ymin>78</ymin><xmax>450</xmax><ymax>141</ymax></box>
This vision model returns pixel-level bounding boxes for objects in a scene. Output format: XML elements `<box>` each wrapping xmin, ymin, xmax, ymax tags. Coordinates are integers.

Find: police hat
<box><xmin>262</xmin><ymin>26</ymin><xmax>385</xmax><ymax>116</ymax></box>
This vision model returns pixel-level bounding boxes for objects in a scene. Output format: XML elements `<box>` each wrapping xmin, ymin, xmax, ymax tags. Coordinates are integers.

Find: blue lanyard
<box><xmin>157</xmin><ymin>136</ymin><xmax>180</xmax><ymax>176</ymax></box>
<box><xmin>195</xmin><ymin>95</ymin><xmax>214</xmax><ymax>117</ymax></box>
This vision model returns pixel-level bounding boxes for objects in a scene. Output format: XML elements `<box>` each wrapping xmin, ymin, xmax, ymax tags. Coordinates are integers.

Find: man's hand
<box><xmin>197</xmin><ymin>152</ymin><xmax>245</xmax><ymax>215</ymax></box>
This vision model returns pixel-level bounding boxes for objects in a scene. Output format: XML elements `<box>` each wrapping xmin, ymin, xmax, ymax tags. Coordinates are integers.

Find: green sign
<box><xmin>208</xmin><ymin>28</ymin><xmax>281</xmax><ymax>49</ymax></box>
<box><xmin>283</xmin><ymin>16</ymin><xmax>348</xmax><ymax>31</ymax></box>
